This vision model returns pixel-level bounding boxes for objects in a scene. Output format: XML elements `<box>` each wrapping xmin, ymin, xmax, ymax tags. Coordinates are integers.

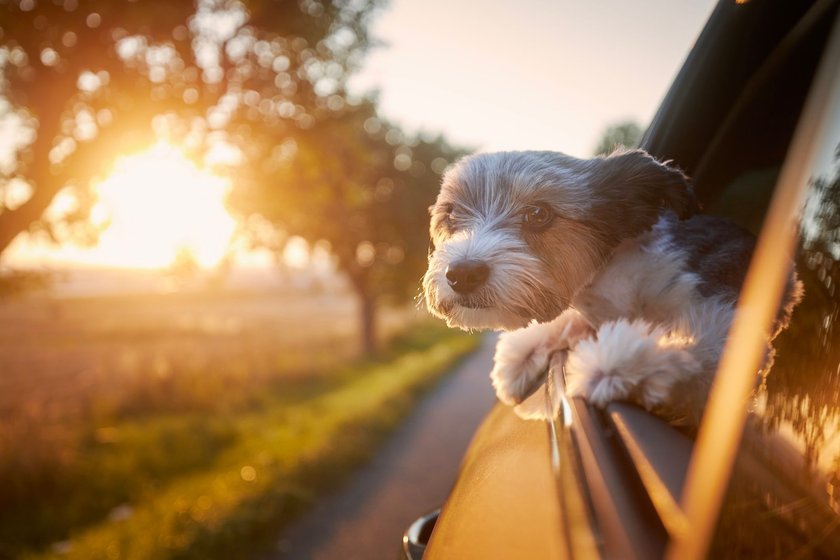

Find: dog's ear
<box><xmin>596</xmin><ymin>149</ymin><xmax>698</xmax><ymax>218</ymax></box>
<box><xmin>588</xmin><ymin>150</ymin><xmax>698</xmax><ymax>241</ymax></box>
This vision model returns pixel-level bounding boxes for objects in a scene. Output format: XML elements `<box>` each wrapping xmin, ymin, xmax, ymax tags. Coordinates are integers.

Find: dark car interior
<box><xmin>646</xmin><ymin>0</ymin><xmax>836</xmax><ymax>233</ymax></box>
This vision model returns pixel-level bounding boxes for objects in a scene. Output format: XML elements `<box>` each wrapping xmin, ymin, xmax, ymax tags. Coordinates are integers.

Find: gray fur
<box><xmin>652</xmin><ymin>213</ymin><xmax>755</xmax><ymax>299</ymax></box>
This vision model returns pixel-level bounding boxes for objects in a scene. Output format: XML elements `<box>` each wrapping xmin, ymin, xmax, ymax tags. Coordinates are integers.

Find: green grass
<box><xmin>5</xmin><ymin>323</ymin><xmax>479</xmax><ymax>560</ymax></box>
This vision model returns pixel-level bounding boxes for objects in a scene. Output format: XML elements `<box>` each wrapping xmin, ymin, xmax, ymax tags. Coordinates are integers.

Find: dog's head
<box><xmin>422</xmin><ymin>149</ymin><xmax>696</xmax><ymax>330</ymax></box>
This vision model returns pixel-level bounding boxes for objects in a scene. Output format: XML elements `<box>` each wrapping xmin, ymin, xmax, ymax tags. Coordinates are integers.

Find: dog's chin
<box><xmin>440</xmin><ymin>303</ymin><xmax>530</xmax><ymax>331</ymax></box>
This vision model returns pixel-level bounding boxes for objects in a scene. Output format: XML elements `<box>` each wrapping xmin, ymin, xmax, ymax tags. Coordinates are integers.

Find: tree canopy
<box><xmin>0</xmin><ymin>0</ymin><xmax>380</xmax><ymax>256</ymax></box>
<box><xmin>593</xmin><ymin>120</ymin><xmax>643</xmax><ymax>156</ymax></box>
<box><xmin>0</xmin><ymin>0</ymin><xmax>466</xmax><ymax>354</ymax></box>
<box><xmin>227</xmin><ymin>98</ymin><xmax>467</xmax><ymax>352</ymax></box>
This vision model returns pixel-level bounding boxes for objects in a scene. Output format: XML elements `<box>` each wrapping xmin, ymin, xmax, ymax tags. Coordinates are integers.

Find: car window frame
<box><xmin>666</xmin><ymin>9</ymin><xmax>840</xmax><ymax>560</ymax></box>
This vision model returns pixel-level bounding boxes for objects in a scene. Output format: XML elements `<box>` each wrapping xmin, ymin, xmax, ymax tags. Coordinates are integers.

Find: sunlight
<box><xmin>87</xmin><ymin>143</ymin><xmax>236</xmax><ymax>269</ymax></box>
<box><xmin>283</xmin><ymin>236</ymin><xmax>310</xmax><ymax>268</ymax></box>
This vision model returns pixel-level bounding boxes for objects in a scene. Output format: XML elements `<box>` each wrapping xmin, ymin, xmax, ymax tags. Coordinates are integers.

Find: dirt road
<box><xmin>266</xmin><ymin>333</ymin><xmax>498</xmax><ymax>560</ymax></box>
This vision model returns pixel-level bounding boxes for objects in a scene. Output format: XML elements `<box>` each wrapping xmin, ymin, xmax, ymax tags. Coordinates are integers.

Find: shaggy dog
<box><xmin>423</xmin><ymin>150</ymin><xmax>800</xmax><ymax>425</ymax></box>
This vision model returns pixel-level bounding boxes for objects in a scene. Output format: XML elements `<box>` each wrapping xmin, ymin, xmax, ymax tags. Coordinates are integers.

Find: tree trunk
<box><xmin>345</xmin><ymin>267</ymin><xmax>378</xmax><ymax>356</ymax></box>
<box><xmin>0</xmin><ymin>183</ymin><xmax>60</xmax><ymax>258</ymax></box>
<box><xmin>0</xmin><ymin>105</ymin><xmax>64</xmax><ymax>261</ymax></box>
<box><xmin>358</xmin><ymin>289</ymin><xmax>377</xmax><ymax>356</ymax></box>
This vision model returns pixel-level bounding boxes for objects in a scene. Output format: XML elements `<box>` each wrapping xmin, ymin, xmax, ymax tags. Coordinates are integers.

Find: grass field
<box><xmin>0</xmin><ymin>285</ymin><xmax>479</xmax><ymax>559</ymax></box>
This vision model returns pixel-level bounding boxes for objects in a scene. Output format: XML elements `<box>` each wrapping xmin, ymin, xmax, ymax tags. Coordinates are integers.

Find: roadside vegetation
<box><xmin>0</xmin><ymin>289</ymin><xmax>478</xmax><ymax>560</ymax></box>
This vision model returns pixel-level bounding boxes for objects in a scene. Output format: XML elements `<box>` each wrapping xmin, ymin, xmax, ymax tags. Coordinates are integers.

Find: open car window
<box><xmin>550</xmin><ymin>3</ymin><xmax>840</xmax><ymax>559</ymax></box>
<box><xmin>672</xmin><ymin>3</ymin><xmax>840</xmax><ymax>558</ymax></box>
<box><xmin>708</xmin><ymin>45</ymin><xmax>840</xmax><ymax>560</ymax></box>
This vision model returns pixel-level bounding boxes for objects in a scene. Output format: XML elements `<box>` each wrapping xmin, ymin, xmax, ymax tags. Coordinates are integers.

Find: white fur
<box><xmin>564</xmin><ymin>319</ymin><xmax>699</xmax><ymax>411</ymax></box>
<box><xmin>574</xmin><ymin>233</ymin><xmax>700</xmax><ymax>326</ymax></box>
<box><xmin>424</xmin><ymin>225</ymin><xmax>549</xmax><ymax>330</ymax></box>
<box><xmin>489</xmin><ymin>223</ymin><xmax>726</xmax><ymax>422</ymax></box>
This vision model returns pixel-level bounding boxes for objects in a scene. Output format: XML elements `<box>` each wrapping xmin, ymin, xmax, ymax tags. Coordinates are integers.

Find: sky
<box><xmin>350</xmin><ymin>0</ymin><xmax>718</xmax><ymax>157</ymax></box>
<box><xmin>5</xmin><ymin>0</ymin><xmax>718</xmax><ymax>270</ymax></box>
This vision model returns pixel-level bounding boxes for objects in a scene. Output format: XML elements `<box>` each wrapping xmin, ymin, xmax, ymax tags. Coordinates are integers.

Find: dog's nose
<box><xmin>446</xmin><ymin>260</ymin><xmax>490</xmax><ymax>294</ymax></box>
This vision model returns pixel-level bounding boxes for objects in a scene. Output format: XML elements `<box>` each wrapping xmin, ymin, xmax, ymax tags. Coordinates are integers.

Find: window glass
<box><xmin>710</xmin><ymin>80</ymin><xmax>840</xmax><ymax>559</ymax></box>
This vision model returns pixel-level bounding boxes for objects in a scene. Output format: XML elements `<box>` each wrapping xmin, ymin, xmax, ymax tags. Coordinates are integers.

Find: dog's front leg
<box><xmin>491</xmin><ymin>308</ymin><xmax>593</xmax><ymax>407</ymax></box>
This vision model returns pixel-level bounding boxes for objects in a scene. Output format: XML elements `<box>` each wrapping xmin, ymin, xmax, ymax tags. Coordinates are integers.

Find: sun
<box><xmin>83</xmin><ymin>142</ymin><xmax>237</xmax><ymax>269</ymax></box>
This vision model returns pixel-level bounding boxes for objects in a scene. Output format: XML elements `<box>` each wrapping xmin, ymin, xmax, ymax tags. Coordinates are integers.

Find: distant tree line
<box><xmin>593</xmin><ymin>120</ymin><xmax>643</xmax><ymax>155</ymax></box>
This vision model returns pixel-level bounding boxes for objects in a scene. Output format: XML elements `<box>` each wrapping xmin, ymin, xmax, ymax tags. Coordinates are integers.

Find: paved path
<box><xmin>266</xmin><ymin>333</ymin><xmax>498</xmax><ymax>560</ymax></box>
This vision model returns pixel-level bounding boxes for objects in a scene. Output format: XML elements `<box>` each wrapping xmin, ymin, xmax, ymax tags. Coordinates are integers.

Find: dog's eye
<box><xmin>523</xmin><ymin>204</ymin><xmax>554</xmax><ymax>229</ymax></box>
<box><xmin>433</xmin><ymin>203</ymin><xmax>457</xmax><ymax>236</ymax></box>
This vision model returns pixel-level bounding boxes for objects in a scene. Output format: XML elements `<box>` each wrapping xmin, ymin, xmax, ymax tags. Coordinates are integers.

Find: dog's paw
<box><xmin>565</xmin><ymin>319</ymin><xmax>700</xmax><ymax>410</ymax></box>
<box><xmin>491</xmin><ymin>326</ymin><xmax>554</xmax><ymax>406</ymax></box>
<box><xmin>491</xmin><ymin>309</ymin><xmax>593</xmax><ymax>406</ymax></box>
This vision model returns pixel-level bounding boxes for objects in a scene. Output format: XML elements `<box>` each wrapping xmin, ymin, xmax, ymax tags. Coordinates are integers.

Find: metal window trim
<box><xmin>565</xmin><ymin>396</ymin><xmax>667</xmax><ymax>560</ymax></box>
<box><xmin>605</xmin><ymin>403</ymin><xmax>693</xmax><ymax>539</ymax></box>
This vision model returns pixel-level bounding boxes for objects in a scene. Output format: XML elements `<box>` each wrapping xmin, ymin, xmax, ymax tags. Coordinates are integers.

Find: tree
<box><xmin>227</xmin><ymin>98</ymin><xmax>467</xmax><ymax>354</ymax></box>
<box><xmin>0</xmin><ymin>0</ymin><xmax>462</xmax><ymax>355</ymax></box>
<box><xmin>0</xmin><ymin>0</ymin><xmax>379</xmax><ymax>259</ymax></box>
<box><xmin>593</xmin><ymin>120</ymin><xmax>643</xmax><ymax>156</ymax></box>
